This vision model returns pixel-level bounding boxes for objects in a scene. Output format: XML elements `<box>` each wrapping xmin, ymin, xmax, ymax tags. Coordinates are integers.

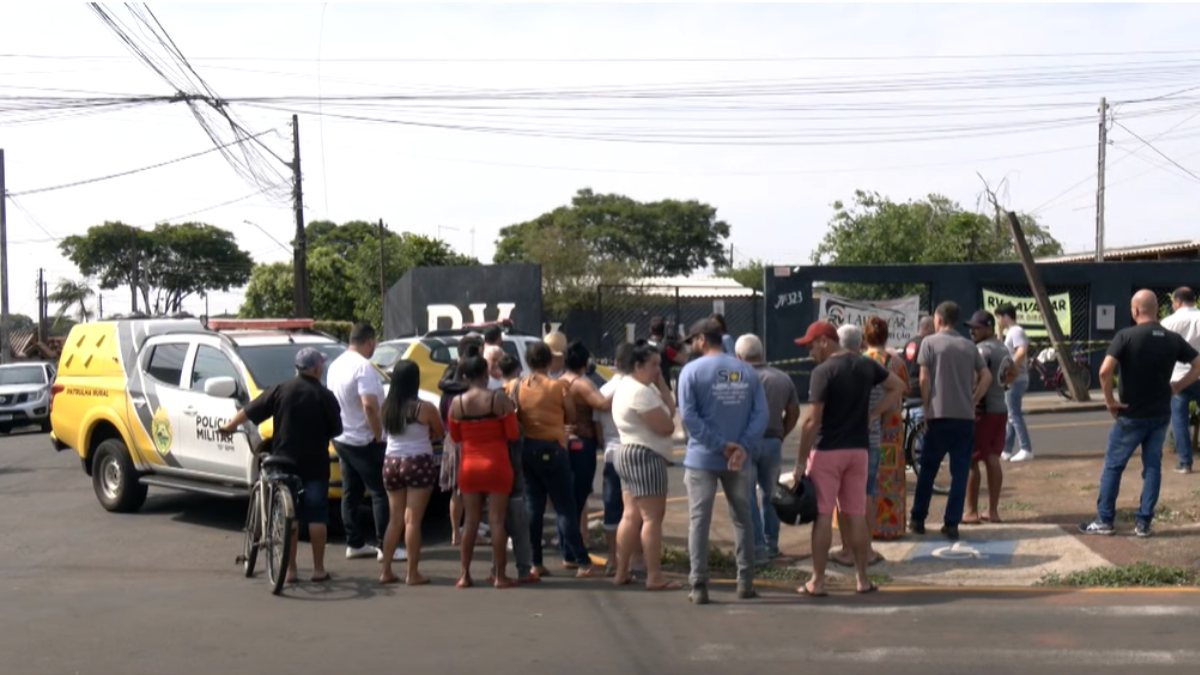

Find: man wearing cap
<box><xmin>910</xmin><ymin>302</ymin><xmax>992</xmax><ymax>541</ymax></box>
<box><xmin>964</xmin><ymin>310</ymin><xmax>1015</xmax><ymax>525</ymax></box>
<box><xmin>544</xmin><ymin>331</ymin><xmax>568</xmax><ymax>379</ymax></box>
<box><xmin>325</xmin><ymin>323</ymin><xmax>398</xmax><ymax>562</ymax></box>
<box><xmin>677</xmin><ymin>318</ymin><xmax>768</xmax><ymax>604</ymax></box>
<box><xmin>221</xmin><ymin>347</ymin><xmax>342</xmax><ymax>583</ymax></box>
<box><xmin>792</xmin><ymin>321</ymin><xmax>904</xmax><ymax>596</ymax></box>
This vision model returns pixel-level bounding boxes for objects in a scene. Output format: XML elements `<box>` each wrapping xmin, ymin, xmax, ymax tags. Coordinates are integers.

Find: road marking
<box><xmin>694</xmin><ymin>645</ymin><xmax>1200</xmax><ymax>665</ymax></box>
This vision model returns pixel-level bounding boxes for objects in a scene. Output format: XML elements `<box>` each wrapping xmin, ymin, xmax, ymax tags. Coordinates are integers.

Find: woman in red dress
<box><xmin>448</xmin><ymin>356</ymin><xmax>518</xmax><ymax>588</ymax></box>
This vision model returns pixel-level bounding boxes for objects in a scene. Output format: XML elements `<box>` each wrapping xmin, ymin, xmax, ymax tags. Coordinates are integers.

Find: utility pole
<box><xmin>131</xmin><ymin>244</ymin><xmax>140</xmax><ymax>315</ymax></box>
<box><xmin>0</xmin><ymin>149</ymin><xmax>9</xmax><ymax>363</ymax></box>
<box><xmin>378</xmin><ymin>218</ymin><xmax>387</xmax><ymax>328</ymax></box>
<box><xmin>36</xmin><ymin>268</ymin><xmax>46</xmax><ymax>343</ymax></box>
<box><xmin>98</xmin><ymin>294</ymin><xmax>104</xmax><ymax>320</ymax></box>
<box><xmin>1095</xmin><ymin>97</ymin><xmax>1108</xmax><ymax>263</ymax></box>
<box><xmin>291</xmin><ymin>114</ymin><xmax>311</xmax><ymax>318</ymax></box>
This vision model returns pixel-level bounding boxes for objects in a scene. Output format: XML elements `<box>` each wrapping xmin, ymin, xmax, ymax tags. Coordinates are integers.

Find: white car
<box><xmin>0</xmin><ymin>361</ymin><xmax>56</xmax><ymax>433</ymax></box>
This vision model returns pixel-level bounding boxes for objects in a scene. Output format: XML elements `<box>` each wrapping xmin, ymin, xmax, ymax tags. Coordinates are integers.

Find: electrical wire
<box><xmin>1113</xmin><ymin>120</ymin><xmax>1200</xmax><ymax>183</ymax></box>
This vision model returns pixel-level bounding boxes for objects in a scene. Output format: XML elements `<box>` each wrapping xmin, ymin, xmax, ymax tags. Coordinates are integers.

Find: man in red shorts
<box><xmin>792</xmin><ymin>321</ymin><xmax>904</xmax><ymax>596</ymax></box>
<box><xmin>965</xmin><ymin>310</ymin><xmax>1016</xmax><ymax>524</ymax></box>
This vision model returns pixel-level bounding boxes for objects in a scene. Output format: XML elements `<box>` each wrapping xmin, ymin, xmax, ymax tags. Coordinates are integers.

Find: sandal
<box><xmin>799</xmin><ymin>581</ymin><xmax>828</xmax><ymax>598</ymax></box>
<box><xmin>646</xmin><ymin>580</ymin><xmax>683</xmax><ymax>591</ymax></box>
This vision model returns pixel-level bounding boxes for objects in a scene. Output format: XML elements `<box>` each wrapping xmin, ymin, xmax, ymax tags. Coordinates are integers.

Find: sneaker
<box><xmin>1078</xmin><ymin>521</ymin><xmax>1115</xmax><ymax>536</ymax></box>
<box><xmin>689</xmin><ymin>584</ymin><xmax>710</xmax><ymax>605</ymax></box>
<box><xmin>908</xmin><ymin>520</ymin><xmax>926</xmax><ymax>535</ymax></box>
<box><xmin>1000</xmin><ymin>451</ymin><xmax>1013</xmax><ymax>461</ymax></box>
<box><xmin>1176</xmin><ymin>466</ymin><xmax>1193</xmax><ymax>475</ymax></box>
<box><xmin>346</xmin><ymin>545</ymin><xmax>376</xmax><ymax>559</ymax></box>
<box><xmin>737</xmin><ymin>582</ymin><xmax>758</xmax><ymax>600</ymax></box>
<box><xmin>941</xmin><ymin>525</ymin><xmax>959</xmax><ymax>541</ymax></box>
<box><xmin>376</xmin><ymin>547</ymin><xmax>408</xmax><ymax>562</ymax></box>
<box><xmin>1134</xmin><ymin>522</ymin><xmax>1153</xmax><ymax>538</ymax></box>
<box><xmin>1010</xmin><ymin>450</ymin><xmax>1034</xmax><ymax>463</ymax></box>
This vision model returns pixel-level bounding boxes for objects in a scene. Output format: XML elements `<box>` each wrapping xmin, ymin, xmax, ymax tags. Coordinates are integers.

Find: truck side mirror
<box><xmin>204</xmin><ymin>377</ymin><xmax>237</xmax><ymax>399</ymax></box>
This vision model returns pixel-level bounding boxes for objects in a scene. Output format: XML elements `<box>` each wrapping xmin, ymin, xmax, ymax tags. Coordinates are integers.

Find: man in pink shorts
<box><xmin>792</xmin><ymin>321</ymin><xmax>904</xmax><ymax>596</ymax></box>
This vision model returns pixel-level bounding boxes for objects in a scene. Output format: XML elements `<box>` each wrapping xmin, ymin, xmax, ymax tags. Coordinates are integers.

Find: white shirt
<box><xmin>325</xmin><ymin>349</ymin><xmax>385</xmax><ymax>445</ymax></box>
<box><xmin>1004</xmin><ymin>324</ymin><xmax>1031</xmax><ymax>376</ymax></box>
<box><xmin>612</xmin><ymin>376</ymin><xmax>673</xmax><ymax>458</ymax></box>
<box><xmin>595</xmin><ymin>374</ymin><xmax>624</xmax><ymax>462</ymax></box>
<box><xmin>1162</xmin><ymin>306</ymin><xmax>1200</xmax><ymax>383</ymax></box>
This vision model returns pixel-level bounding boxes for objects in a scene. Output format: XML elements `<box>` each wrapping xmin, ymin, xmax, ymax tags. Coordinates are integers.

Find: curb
<box><xmin>1025</xmin><ymin>402</ymin><xmax>1107</xmax><ymax>416</ymax></box>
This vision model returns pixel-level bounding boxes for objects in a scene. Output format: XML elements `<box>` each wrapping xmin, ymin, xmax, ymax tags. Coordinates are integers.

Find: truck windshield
<box><xmin>237</xmin><ymin>344</ymin><xmax>347</xmax><ymax>390</ymax></box>
<box><xmin>0</xmin><ymin>366</ymin><xmax>46</xmax><ymax>386</ymax></box>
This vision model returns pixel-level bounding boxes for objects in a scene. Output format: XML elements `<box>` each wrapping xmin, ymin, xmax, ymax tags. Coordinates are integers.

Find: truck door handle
<box><xmin>183</xmin><ymin>406</ymin><xmax>197</xmax><ymax>416</ymax></box>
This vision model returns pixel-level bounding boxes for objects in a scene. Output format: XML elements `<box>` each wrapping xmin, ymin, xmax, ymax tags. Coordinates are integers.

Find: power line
<box><xmin>7</xmin><ymin>129</ymin><xmax>275</xmax><ymax>197</ymax></box>
<box><xmin>5</xmin><ymin>196</ymin><xmax>60</xmax><ymax>241</ymax></box>
<box><xmin>1112</xmin><ymin>120</ymin><xmax>1200</xmax><ymax>183</ymax></box>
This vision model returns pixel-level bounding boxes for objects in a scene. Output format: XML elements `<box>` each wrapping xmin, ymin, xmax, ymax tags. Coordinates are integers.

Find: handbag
<box><xmin>771</xmin><ymin>474</ymin><xmax>818</xmax><ymax>526</ymax></box>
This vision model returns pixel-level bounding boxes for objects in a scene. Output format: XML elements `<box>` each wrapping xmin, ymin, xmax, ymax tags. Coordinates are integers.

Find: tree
<box><xmin>495</xmin><ymin>189</ymin><xmax>732</xmax><ymax>314</ymax></box>
<box><xmin>0</xmin><ymin>314</ymin><xmax>35</xmax><ymax>333</ymax></box>
<box><xmin>60</xmin><ymin>221</ymin><xmax>254</xmax><ymax>315</ymax></box>
<box><xmin>241</xmin><ymin>221</ymin><xmax>477</xmax><ymax>326</ymax></box>
<box><xmin>812</xmin><ymin>190</ymin><xmax>1064</xmax><ymax>299</ymax></box>
<box><xmin>718</xmin><ymin>259</ymin><xmax>766</xmax><ymax>292</ymax></box>
<box><xmin>49</xmin><ymin>279</ymin><xmax>95</xmax><ymax>322</ymax></box>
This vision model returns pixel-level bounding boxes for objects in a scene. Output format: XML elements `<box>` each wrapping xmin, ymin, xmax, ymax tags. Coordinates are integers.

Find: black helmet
<box><xmin>771</xmin><ymin>475</ymin><xmax>818</xmax><ymax>526</ymax></box>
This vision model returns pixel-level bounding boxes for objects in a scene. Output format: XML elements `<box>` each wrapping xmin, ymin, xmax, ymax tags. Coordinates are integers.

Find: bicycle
<box><xmin>236</xmin><ymin>436</ymin><xmax>302</xmax><ymax>596</ymax></box>
<box><xmin>1030</xmin><ymin>346</ymin><xmax>1092</xmax><ymax>400</ymax></box>
<box><xmin>902</xmin><ymin>398</ymin><xmax>949</xmax><ymax>496</ymax></box>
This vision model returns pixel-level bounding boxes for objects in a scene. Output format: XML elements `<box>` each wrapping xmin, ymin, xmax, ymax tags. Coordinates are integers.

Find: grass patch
<box><xmin>868</xmin><ymin>572</ymin><xmax>893</xmax><ymax>586</ymax></box>
<box><xmin>756</xmin><ymin>566</ymin><xmax>808</xmax><ymax>582</ymax></box>
<box><xmin>1037</xmin><ymin>562</ymin><xmax>1200</xmax><ymax>588</ymax></box>
<box><xmin>1116</xmin><ymin>505</ymin><xmax>1183</xmax><ymax>524</ymax></box>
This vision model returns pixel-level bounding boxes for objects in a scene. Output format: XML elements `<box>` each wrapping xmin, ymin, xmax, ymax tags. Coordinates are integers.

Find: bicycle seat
<box><xmin>260</xmin><ymin>455</ymin><xmax>297</xmax><ymax>472</ymax></box>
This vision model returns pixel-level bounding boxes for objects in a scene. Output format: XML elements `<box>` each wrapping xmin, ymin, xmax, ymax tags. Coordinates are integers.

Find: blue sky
<box><xmin>3</xmin><ymin>2</ymin><xmax>1199</xmax><ymax>319</ymax></box>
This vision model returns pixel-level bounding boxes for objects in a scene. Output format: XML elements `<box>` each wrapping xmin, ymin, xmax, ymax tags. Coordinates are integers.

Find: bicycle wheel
<box><xmin>241</xmin><ymin>484</ymin><xmax>261</xmax><ymax>578</ymax></box>
<box><xmin>265</xmin><ymin>482</ymin><xmax>295</xmax><ymax>596</ymax></box>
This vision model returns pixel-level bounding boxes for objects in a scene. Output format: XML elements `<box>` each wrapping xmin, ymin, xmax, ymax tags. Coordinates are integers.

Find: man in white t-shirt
<box><xmin>325</xmin><ymin>323</ymin><xmax>402</xmax><ymax>561</ymax></box>
<box><xmin>1163</xmin><ymin>286</ymin><xmax>1200</xmax><ymax>473</ymax></box>
<box><xmin>996</xmin><ymin>303</ymin><xmax>1034</xmax><ymax>462</ymax></box>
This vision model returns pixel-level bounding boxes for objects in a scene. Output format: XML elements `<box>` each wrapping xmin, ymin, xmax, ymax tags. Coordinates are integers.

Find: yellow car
<box><xmin>51</xmin><ymin>318</ymin><xmax>381</xmax><ymax>512</ymax></box>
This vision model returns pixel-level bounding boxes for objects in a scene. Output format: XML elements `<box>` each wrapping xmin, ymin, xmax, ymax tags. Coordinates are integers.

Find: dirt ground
<box><xmin>960</xmin><ymin>454</ymin><xmax>1200</xmax><ymax>569</ymax></box>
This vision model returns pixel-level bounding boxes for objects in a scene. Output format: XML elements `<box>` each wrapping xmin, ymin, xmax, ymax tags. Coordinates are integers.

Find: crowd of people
<box><xmin>224</xmin><ymin>287</ymin><xmax>1200</xmax><ymax>597</ymax></box>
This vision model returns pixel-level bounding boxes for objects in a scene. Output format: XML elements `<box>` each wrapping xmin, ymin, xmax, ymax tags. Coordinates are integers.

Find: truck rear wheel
<box><xmin>93</xmin><ymin>438</ymin><xmax>148</xmax><ymax>513</ymax></box>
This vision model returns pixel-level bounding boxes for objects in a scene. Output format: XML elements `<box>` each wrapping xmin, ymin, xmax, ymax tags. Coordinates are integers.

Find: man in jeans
<box><xmin>734</xmin><ymin>334</ymin><xmax>799</xmax><ymax>563</ymax></box>
<box><xmin>1081</xmin><ymin>290</ymin><xmax>1200</xmax><ymax>537</ymax></box>
<box><xmin>325</xmin><ymin>323</ymin><xmax>401</xmax><ymax>562</ymax></box>
<box><xmin>1163</xmin><ymin>287</ymin><xmax>1200</xmax><ymax>474</ymax></box>
<box><xmin>678</xmin><ymin>319</ymin><xmax>768</xmax><ymax>604</ymax></box>
<box><xmin>910</xmin><ymin>302</ymin><xmax>991</xmax><ymax>541</ymax></box>
<box><xmin>996</xmin><ymin>303</ymin><xmax>1034</xmax><ymax>462</ymax></box>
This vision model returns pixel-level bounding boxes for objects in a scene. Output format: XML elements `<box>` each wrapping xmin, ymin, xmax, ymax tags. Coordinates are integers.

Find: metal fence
<box><xmin>595</xmin><ymin>284</ymin><xmax>761</xmax><ymax>361</ymax></box>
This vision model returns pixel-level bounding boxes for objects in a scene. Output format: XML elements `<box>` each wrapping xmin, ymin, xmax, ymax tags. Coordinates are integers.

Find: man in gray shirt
<box><xmin>735</xmin><ymin>334</ymin><xmax>799</xmax><ymax>562</ymax></box>
<box><xmin>965</xmin><ymin>310</ymin><xmax>1015</xmax><ymax>525</ymax></box>
<box><xmin>911</xmin><ymin>302</ymin><xmax>992</xmax><ymax>541</ymax></box>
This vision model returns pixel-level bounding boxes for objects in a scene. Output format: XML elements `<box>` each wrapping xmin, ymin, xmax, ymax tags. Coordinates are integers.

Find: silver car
<box><xmin>0</xmin><ymin>361</ymin><xmax>56</xmax><ymax>433</ymax></box>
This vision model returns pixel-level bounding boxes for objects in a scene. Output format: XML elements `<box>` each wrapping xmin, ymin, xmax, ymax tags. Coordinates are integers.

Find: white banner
<box><xmin>817</xmin><ymin>293</ymin><xmax>920</xmax><ymax>350</ymax></box>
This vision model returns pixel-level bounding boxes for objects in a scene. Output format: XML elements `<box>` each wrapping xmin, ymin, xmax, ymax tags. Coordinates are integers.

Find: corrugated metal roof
<box><xmin>1037</xmin><ymin>240</ymin><xmax>1200</xmax><ymax>264</ymax></box>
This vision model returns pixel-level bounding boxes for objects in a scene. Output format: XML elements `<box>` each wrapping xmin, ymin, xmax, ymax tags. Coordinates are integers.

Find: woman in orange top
<box><xmin>449</xmin><ymin>356</ymin><xmax>518</xmax><ymax>589</ymax></box>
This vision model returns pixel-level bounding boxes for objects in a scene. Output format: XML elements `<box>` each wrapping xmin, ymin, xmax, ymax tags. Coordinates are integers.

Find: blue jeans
<box><xmin>911</xmin><ymin>418</ymin><xmax>974</xmax><ymax>527</ymax></box>
<box><xmin>601</xmin><ymin>461</ymin><xmax>623</xmax><ymax>531</ymax></box>
<box><xmin>1004</xmin><ymin>375</ymin><xmax>1032</xmax><ymax>454</ymax></box>
<box><xmin>1170</xmin><ymin>381</ymin><xmax>1200</xmax><ymax>469</ymax></box>
<box><xmin>747</xmin><ymin>437</ymin><xmax>783</xmax><ymax>558</ymax></box>
<box><xmin>1096</xmin><ymin>416</ymin><xmax>1168</xmax><ymax>526</ymax></box>
<box><xmin>296</xmin><ymin>479</ymin><xmax>330</xmax><ymax>525</ymax></box>
<box><xmin>522</xmin><ymin>439</ymin><xmax>590</xmax><ymax>567</ymax></box>
<box><xmin>559</xmin><ymin>438</ymin><xmax>598</xmax><ymax>563</ymax></box>
<box><xmin>333</xmin><ymin>440</ymin><xmax>388</xmax><ymax>549</ymax></box>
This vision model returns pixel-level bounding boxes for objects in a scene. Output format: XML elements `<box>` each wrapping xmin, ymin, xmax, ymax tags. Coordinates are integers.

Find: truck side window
<box><xmin>190</xmin><ymin>346</ymin><xmax>241</xmax><ymax>393</ymax></box>
<box><xmin>145</xmin><ymin>343</ymin><xmax>189</xmax><ymax>387</ymax></box>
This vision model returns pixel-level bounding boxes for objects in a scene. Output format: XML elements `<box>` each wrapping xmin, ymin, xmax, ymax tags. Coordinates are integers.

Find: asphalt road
<box><xmin>3</xmin><ymin>420</ymin><xmax>1199</xmax><ymax>675</ymax></box>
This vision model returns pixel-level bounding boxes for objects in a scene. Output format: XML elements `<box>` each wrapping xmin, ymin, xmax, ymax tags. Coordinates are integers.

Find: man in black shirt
<box><xmin>1080</xmin><ymin>290</ymin><xmax>1200</xmax><ymax>538</ymax></box>
<box><xmin>792</xmin><ymin>321</ymin><xmax>904</xmax><ymax>596</ymax></box>
<box><xmin>222</xmin><ymin>347</ymin><xmax>343</xmax><ymax>582</ymax></box>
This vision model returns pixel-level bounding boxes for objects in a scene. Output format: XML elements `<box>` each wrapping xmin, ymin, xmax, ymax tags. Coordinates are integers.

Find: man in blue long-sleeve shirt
<box><xmin>677</xmin><ymin>318</ymin><xmax>769</xmax><ymax>604</ymax></box>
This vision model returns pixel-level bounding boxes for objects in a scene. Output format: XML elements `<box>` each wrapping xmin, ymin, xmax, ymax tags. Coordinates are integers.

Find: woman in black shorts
<box><xmin>379</xmin><ymin>360</ymin><xmax>444</xmax><ymax>585</ymax></box>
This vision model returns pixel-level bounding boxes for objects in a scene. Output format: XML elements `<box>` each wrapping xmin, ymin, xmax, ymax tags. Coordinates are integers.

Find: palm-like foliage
<box><xmin>50</xmin><ymin>279</ymin><xmax>94</xmax><ymax>322</ymax></box>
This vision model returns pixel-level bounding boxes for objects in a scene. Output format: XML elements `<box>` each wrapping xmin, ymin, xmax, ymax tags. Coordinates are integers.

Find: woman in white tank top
<box><xmin>379</xmin><ymin>360</ymin><xmax>444</xmax><ymax>585</ymax></box>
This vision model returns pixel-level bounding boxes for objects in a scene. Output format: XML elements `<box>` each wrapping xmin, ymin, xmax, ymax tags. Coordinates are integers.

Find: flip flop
<box><xmin>613</xmin><ymin>576</ymin><xmax>634</xmax><ymax>586</ymax></box>
<box><xmin>646</xmin><ymin>580</ymin><xmax>683</xmax><ymax>591</ymax></box>
<box><xmin>829</xmin><ymin>556</ymin><xmax>854</xmax><ymax>568</ymax></box>
<box><xmin>310</xmin><ymin>573</ymin><xmax>332</xmax><ymax>583</ymax></box>
<box><xmin>857</xmin><ymin>584</ymin><xmax>880</xmax><ymax>595</ymax></box>
<box><xmin>799</xmin><ymin>582</ymin><xmax>828</xmax><ymax>598</ymax></box>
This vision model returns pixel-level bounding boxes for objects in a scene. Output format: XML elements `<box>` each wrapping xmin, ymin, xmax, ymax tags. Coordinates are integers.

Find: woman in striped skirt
<box><xmin>612</xmin><ymin>341</ymin><xmax>682</xmax><ymax>590</ymax></box>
